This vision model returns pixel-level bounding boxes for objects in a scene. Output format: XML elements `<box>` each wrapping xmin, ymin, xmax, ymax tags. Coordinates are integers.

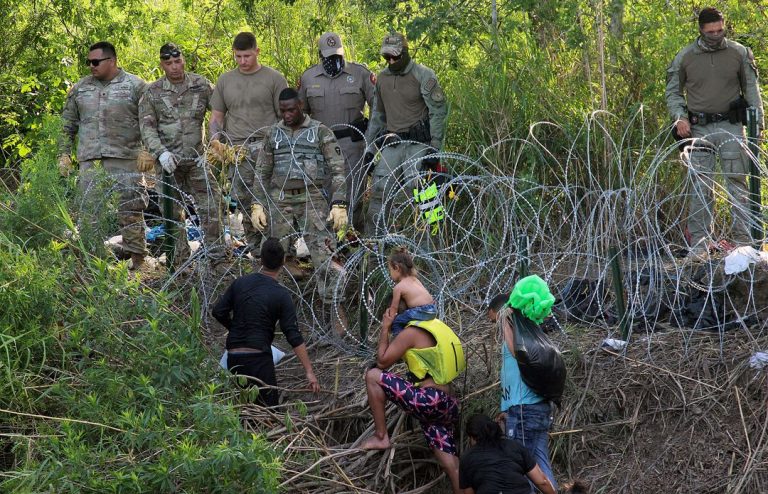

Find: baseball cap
<box><xmin>318</xmin><ymin>32</ymin><xmax>344</xmax><ymax>57</ymax></box>
<box><xmin>159</xmin><ymin>43</ymin><xmax>182</xmax><ymax>60</ymax></box>
<box><xmin>380</xmin><ymin>33</ymin><xmax>407</xmax><ymax>57</ymax></box>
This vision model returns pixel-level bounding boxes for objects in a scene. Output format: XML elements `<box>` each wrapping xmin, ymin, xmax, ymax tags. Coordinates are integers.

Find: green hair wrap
<box><xmin>507</xmin><ymin>275</ymin><xmax>555</xmax><ymax>324</ymax></box>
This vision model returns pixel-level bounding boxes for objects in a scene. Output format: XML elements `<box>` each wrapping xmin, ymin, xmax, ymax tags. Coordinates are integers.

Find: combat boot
<box><xmin>129</xmin><ymin>253</ymin><xmax>146</xmax><ymax>270</ymax></box>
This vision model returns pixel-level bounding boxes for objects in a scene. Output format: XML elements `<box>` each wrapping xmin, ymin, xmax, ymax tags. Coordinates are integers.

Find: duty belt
<box><xmin>688</xmin><ymin>111</ymin><xmax>730</xmax><ymax>125</ymax></box>
<box><xmin>333</xmin><ymin>128</ymin><xmax>352</xmax><ymax>139</ymax></box>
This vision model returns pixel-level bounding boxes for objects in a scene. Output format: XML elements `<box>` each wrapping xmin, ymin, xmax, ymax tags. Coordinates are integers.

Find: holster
<box><xmin>729</xmin><ymin>97</ymin><xmax>749</xmax><ymax>125</ymax></box>
<box><xmin>395</xmin><ymin>118</ymin><xmax>431</xmax><ymax>144</ymax></box>
<box><xmin>349</xmin><ymin>116</ymin><xmax>368</xmax><ymax>142</ymax></box>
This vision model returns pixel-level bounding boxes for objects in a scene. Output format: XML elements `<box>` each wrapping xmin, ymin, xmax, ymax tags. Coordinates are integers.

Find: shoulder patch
<box><xmin>431</xmin><ymin>85</ymin><xmax>445</xmax><ymax>103</ymax></box>
<box><xmin>746</xmin><ymin>47</ymin><xmax>759</xmax><ymax>73</ymax></box>
<box><xmin>424</xmin><ymin>77</ymin><xmax>437</xmax><ymax>92</ymax></box>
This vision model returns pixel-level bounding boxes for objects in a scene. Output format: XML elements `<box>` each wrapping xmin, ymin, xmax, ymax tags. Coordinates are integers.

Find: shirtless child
<box><xmin>387</xmin><ymin>248</ymin><xmax>437</xmax><ymax>335</ymax></box>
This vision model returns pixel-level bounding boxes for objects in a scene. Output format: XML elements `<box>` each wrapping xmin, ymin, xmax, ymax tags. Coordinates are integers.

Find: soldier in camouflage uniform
<box><xmin>58</xmin><ymin>41</ymin><xmax>150</xmax><ymax>269</ymax></box>
<box><xmin>252</xmin><ymin>88</ymin><xmax>348</xmax><ymax>306</ymax></box>
<box><xmin>363</xmin><ymin>32</ymin><xmax>448</xmax><ymax>236</ymax></box>
<box><xmin>666</xmin><ymin>7</ymin><xmax>764</xmax><ymax>257</ymax></box>
<box><xmin>139</xmin><ymin>43</ymin><xmax>223</xmax><ymax>266</ymax></box>
<box><xmin>298</xmin><ymin>32</ymin><xmax>376</xmax><ymax>232</ymax></box>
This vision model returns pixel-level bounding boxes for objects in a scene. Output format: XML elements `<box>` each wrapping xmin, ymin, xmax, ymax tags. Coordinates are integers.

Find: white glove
<box><xmin>326</xmin><ymin>204</ymin><xmax>348</xmax><ymax>232</ymax></box>
<box><xmin>250</xmin><ymin>204</ymin><xmax>267</xmax><ymax>232</ymax></box>
<box><xmin>159</xmin><ymin>151</ymin><xmax>178</xmax><ymax>174</ymax></box>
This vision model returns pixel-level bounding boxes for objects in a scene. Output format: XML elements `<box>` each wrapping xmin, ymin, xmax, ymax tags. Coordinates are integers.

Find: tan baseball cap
<box><xmin>318</xmin><ymin>32</ymin><xmax>344</xmax><ymax>57</ymax></box>
<box><xmin>380</xmin><ymin>32</ymin><xmax>407</xmax><ymax>57</ymax></box>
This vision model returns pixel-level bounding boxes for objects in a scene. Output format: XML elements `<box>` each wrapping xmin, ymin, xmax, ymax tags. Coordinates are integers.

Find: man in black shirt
<box><xmin>212</xmin><ymin>237</ymin><xmax>320</xmax><ymax>406</ymax></box>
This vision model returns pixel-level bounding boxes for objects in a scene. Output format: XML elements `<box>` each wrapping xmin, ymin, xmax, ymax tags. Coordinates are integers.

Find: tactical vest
<box><xmin>270</xmin><ymin>124</ymin><xmax>327</xmax><ymax>186</ymax></box>
<box><xmin>402</xmin><ymin>318</ymin><xmax>466</xmax><ymax>386</ymax></box>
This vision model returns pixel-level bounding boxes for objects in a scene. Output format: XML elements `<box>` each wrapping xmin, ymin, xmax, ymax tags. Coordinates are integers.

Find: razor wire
<box><xmin>73</xmin><ymin>109</ymin><xmax>768</xmax><ymax>358</ymax></box>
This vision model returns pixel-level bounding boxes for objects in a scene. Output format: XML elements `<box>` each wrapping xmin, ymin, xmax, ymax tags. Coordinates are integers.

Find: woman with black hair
<box><xmin>459</xmin><ymin>414</ymin><xmax>556</xmax><ymax>494</ymax></box>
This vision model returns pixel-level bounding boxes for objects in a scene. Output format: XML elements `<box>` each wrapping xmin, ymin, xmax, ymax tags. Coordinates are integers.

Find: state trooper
<box><xmin>139</xmin><ymin>43</ymin><xmax>223</xmax><ymax>267</ymax></box>
<box><xmin>252</xmin><ymin>88</ymin><xmax>348</xmax><ymax>331</ymax></box>
<box><xmin>666</xmin><ymin>7</ymin><xmax>764</xmax><ymax>257</ymax></box>
<box><xmin>298</xmin><ymin>32</ymin><xmax>375</xmax><ymax>232</ymax></box>
<box><xmin>58</xmin><ymin>41</ymin><xmax>152</xmax><ymax>269</ymax></box>
<box><xmin>363</xmin><ymin>32</ymin><xmax>448</xmax><ymax>236</ymax></box>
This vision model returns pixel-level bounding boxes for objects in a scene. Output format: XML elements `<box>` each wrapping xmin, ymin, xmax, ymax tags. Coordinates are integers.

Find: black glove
<box><xmin>422</xmin><ymin>156</ymin><xmax>440</xmax><ymax>171</ymax></box>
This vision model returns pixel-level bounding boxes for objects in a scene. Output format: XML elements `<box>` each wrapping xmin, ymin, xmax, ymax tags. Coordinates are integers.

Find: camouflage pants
<box><xmin>156</xmin><ymin>159</ymin><xmax>224</xmax><ymax>263</ymax></box>
<box><xmin>266</xmin><ymin>188</ymin><xmax>341</xmax><ymax>304</ymax></box>
<box><xmin>229</xmin><ymin>141</ymin><xmax>265</xmax><ymax>251</ymax></box>
<box><xmin>686</xmin><ymin>121</ymin><xmax>752</xmax><ymax>245</ymax></box>
<box><xmin>78</xmin><ymin>157</ymin><xmax>148</xmax><ymax>256</ymax></box>
<box><xmin>323</xmin><ymin>137</ymin><xmax>366</xmax><ymax>231</ymax></box>
<box><xmin>365</xmin><ymin>141</ymin><xmax>428</xmax><ymax>236</ymax></box>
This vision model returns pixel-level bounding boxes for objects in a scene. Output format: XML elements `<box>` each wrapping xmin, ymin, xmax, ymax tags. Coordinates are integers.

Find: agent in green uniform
<box><xmin>363</xmin><ymin>32</ymin><xmax>448</xmax><ymax>235</ymax></box>
<box><xmin>666</xmin><ymin>7</ymin><xmax>764</xmax><ymax>256</ymax></box>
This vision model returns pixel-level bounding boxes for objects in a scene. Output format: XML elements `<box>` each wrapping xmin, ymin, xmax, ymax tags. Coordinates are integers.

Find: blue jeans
<box><xmin>391</xmin><ymin>304</ymin><xmax>437</xmax><ymax>336</ymax></box>
<box><xmin>506</xmin><ymin>401</ymin><xmax>557</xmax><ymax>490</ymax></box>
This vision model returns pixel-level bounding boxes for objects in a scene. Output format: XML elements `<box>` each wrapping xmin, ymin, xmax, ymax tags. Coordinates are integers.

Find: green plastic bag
<box><xmin>507</xmin><ymin>275</ymin><xmax>555</xmax><ymax>324</ymax></box>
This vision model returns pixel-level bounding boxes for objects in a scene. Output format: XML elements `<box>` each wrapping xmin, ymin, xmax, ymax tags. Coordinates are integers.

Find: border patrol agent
<box><xmin>58</xmin><ymin>41</ymin><xmax>151</xmax><ymax>269</ymax></box>
<box><xmin>140</xmin><ymin>43</ymin><xmax>224</xmax><ymax>265</ymax></box>
<box><xmin>364</xmin><ymin>32</ymin><xmax>448</xmax><ymax>236</ymax></box>
<box><xmin>298</xmin><ymin>32</ymin><xmax>375</xmax><ymax>232</ymax></box>
<box><xmin>666</xmin><ymin>7</ymin><xmax>764</xmax><ymax>255</ymax></box>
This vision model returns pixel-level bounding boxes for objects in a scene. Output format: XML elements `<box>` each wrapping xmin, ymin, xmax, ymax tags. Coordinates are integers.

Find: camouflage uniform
<box><xmin>666</xmin><ymin>37</ymin><xmax>764</xmax><ymax>246</ymax></box>
<box><xmin>139</xmin><ymin>72</ymin><xmax>224</xmax><ymax>263</ymax></box>
<box><xmin>255</xmin><ymin>115</ymin><xmax>346</xmax><ymax>303</ymax></box>
<box><xmin>364</xmin><ymin>34</ymin><xmax>448</xmax><ymax>235</ymax></box>
<box><xmin>59</xmin><ymin>69</ymin><xmax>149</xmax><ymax>256</ymax></box>
<box><xmin>299</xmin><ymin>33</ymin><xmax>376</xmax><ymax>231</ymax></box>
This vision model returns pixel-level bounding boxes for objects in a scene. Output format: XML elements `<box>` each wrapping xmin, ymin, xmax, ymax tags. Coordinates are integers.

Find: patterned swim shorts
<box><xmin>378</xmin><ymin>371</ymin><xmax>460</xmax><ymax>455</ymax></box>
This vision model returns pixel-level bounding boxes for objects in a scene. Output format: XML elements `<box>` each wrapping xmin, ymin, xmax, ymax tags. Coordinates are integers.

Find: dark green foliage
<box><xmin>0</xmin><ymin>190</ymin><xmax>280</xmax><ymax>491</ymax></box>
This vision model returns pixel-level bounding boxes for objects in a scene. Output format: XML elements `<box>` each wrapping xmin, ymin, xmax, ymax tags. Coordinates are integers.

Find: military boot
<box><xmin>129</xmin><ymin>253</ymin><xmax>146</xmax><ymax>270</ymax></box>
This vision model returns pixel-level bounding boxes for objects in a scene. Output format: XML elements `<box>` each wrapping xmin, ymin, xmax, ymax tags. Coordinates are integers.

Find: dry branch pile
<box><xmin>222</xmin><ymin>323</ymin><xmax>768</xmax><ymax>494</ymax></box>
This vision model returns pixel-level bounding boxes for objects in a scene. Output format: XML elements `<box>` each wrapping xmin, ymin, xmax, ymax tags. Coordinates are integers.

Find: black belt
<box><xmin>333</xmin><ymin>128</ymin><xmax>352</xmax><ymax>139</ymax></box>
<box><xmin>688</xmin><ymin>111</ymin><xmax>730</xmax><ymax>125</ymax></box>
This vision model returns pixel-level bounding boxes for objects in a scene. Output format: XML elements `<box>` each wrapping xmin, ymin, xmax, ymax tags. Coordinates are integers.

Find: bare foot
<box><xmin>359</xmin><ymin>434</ymin><xmax>391</xmax><ymax>450</ymax></box>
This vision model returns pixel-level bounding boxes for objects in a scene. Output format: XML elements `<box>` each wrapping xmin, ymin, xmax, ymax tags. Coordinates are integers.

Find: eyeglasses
<box><xmin>85</xmin><ymin>57</ymin><xmax>113</xmax><ymax>67</ymax></box>
<box><xmin>382</xmin><ymin>54</ymin><xmax>402</xmax><ymax>62</ymax></box>
<box><xmin>160</xmin><ymin>50</ymin><xmax>182</xmax><ymax>60</ymax></box>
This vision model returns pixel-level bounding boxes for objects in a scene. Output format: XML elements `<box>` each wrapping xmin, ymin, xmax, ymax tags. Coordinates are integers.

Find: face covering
<box><xmin>699</xmin><ymin>31</ymin><xmax>726</xmax><ymax>51</ymax></box>
<box><xmin>321</xmin><ymin>54</ymin><xmax>344</xmax><ymax>77</ymax></box>
<box><xmin>387</xmin><ymin>48</ymin><xmax>411</xmax><ymax>74</ymax></box>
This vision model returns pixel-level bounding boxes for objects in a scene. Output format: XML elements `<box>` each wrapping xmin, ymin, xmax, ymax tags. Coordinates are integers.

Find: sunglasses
<box><xmin>382</xmin><ymin>53</ymin><xmax>402</xmax><ymax>62</ymax></box>
<box><xmin>85</xmin><ymin>57</ymin><xmax>113</xmax><ymax>67</ymax></box>
<box><xmin>160</xmin><ymin>50</ymin><xmax>182</xmax><ymax>60</ymax></box>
